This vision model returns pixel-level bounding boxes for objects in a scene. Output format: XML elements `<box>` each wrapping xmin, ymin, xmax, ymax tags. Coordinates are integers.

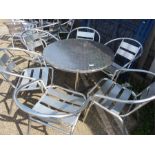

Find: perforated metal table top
<box><xmin>43</xmin><ymin>39</ymin><xmax>114</xmax><ymax>73</ymax></box>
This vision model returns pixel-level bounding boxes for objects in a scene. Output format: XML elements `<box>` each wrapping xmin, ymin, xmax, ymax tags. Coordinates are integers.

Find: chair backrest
<box><xmin>67</xmin><ymin>27</ymin><xmax>101</xmax><ymax>42</ymax></box>
<box><xmin>21</xmin><ymin>29</ymin><xmax>59</xmax><ymax>51</ymax></box>
<box><xmin>104</xmin><ymin>38</ymin><xmax>143</xmax><ymax>69</ymax></box>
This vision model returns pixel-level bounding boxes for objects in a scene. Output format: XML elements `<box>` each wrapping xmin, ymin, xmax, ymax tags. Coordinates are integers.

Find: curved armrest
<box><xmin>94</xmin><ymin>93</ymin><xmax>155</xmax><ymax>105</ymax></box>
<box><xmin>13</xmin><ymin>81</ymin><xmax>88</xmax><ymax>118</ymax></box>
<box><xmin>0</xmin><ymin>67</ymin><xmax>35</xmax><ymax>80</ymax></box>
<box><xmin>112</xmin><ymin>68</ymin><xmax>155</xmax><ymax>81</ymax></box>
<box><xmin>5</xmin><ymin>47</ymin><xmax>41</xmax><ymax>57</ymax></box>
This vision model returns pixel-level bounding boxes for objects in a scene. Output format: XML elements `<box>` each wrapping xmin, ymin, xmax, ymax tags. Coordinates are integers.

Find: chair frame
<box><xmin>84</xmin><ymin>68</ymin><xmax>155</xmax><ymax>134</ymax></box>
<box><xmin>67</xmin><ymin>26</ymin><xmax>101</xmax><ymax>42</ymax></box>
<box><xmin>13</xmin><ymin>79</ymin><xmax>88</xmax><ymax>134</ymax></box>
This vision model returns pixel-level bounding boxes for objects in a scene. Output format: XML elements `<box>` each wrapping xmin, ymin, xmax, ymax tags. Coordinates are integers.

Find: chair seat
<box><xmin>94</xmin><ymin>79</ymin><xmax>133</xmax><ymax>115</ymax></box>
<box><xmin>18</xmin><ymin>67</ymin><xmax>51</xmax><ymax>91</ymax></box>
<box><xmin>32</xmin><ymin>86</ymin><xmax>86</xmax><ymax>126</ymax></box>
<box><xmin>103</xmin><ymin>63</ymin><xmax>121</xmax><ymax>76</ymax></box>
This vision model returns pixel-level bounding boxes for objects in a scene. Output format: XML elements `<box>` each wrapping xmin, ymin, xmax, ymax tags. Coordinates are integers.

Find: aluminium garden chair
<box><xmin>67</xmin><ymin>26</ymin><xmax>101</xmax><ymax>42</ymax></box>
<box><xmin>21</xmin><ymin>29</ymin><xmax>59</xmax><ymax>52</ymax></box>
<box><xmin>103</xmin><ymin>38</ymin><xmax>143</xmax><ymax>77</ymax></box>
<box><xmin>83</xmin><ymin>68</ymin><xmax>155</xmax><ymax>134</ymax></box>
<box><xmin>4</xmin><ymin>20</ymin><xmax>37</xmax><ymax>47</ymax></box>
<box><xmin>0</xmin><ymin>48</ymin><xmax>53</xmax><ymax>113</ymax></box>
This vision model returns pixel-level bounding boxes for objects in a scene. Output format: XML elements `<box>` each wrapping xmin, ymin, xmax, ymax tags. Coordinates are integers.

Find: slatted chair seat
<box><xmin>102</xmin><ymin>63</ymin><xmax>121</xmax><ymax>76</ymax></box>
<box><xmin>32</xmin><ymin>86</ymin><xmax>85</xmax><ymax>126</ymax></box>
<box><xmin>13</xmin><ymin>82</ymin><xmax>87</xmax><ymax>134</ymax></box>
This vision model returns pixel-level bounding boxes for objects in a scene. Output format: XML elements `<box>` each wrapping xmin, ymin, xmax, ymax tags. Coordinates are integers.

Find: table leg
<box><xmin>75</xmin><ymin>72</ymin><xmax>79</xmax><ymax>90</ymax></box>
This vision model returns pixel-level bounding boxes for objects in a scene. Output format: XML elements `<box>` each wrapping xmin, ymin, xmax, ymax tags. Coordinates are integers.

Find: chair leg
<box><xmin>69</xmin><ymin>128</ymin><xmax>74</xmax><ymax>135</ymax></box>
<box><xmin>120</xmin><ymin>117</ymin><xmax>128</xmax><ymax>135</ymax></box>
<box><xmin>11</xmin><ymin>37</ymin><xmax>15</xmax><ymax>48</ymax></box>
<box><xmin>82</xmin><ymin>103</ymin><xmax>93</xmax><ymax>122</ymax></box>
<box><xmin>28</xmin><ymin>60</ymin><xmax>31</xmax><ymax>68</ymax></box>
<box><xmin>27</xmin><ymin>117</ymin><xmax>32</xmax><ymax>135</ymax></box>
<box><xmin>122</xmin><ymin>122</ymin><xmax>128</xmax><ymax>135</ymax></box>
<box><xmin>115</xmin><ymin>116</ymin><xmax>128</xmax><ymax>135</ymax></box>
<box><xmin>9</xmin><ymin>99</ymin><xmax>14</xmax><ymax>115</ymax></box>
<box><xmin>43</xmin><ymin>126</ymin><xmax>48</xmax><ymax>135</ymax></box>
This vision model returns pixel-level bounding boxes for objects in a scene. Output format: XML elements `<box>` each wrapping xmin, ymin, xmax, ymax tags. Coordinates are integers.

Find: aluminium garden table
<box><xmin>43</xmin><ymin>39</ymin><xmax>114</xmax><ymax>90</ymax></box>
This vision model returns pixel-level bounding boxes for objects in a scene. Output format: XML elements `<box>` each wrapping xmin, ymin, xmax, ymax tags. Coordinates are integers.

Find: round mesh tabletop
<box><xmin>43</xmin><ymin>39</ymin><xmax>114</xmax><ymax>73</ymax></box>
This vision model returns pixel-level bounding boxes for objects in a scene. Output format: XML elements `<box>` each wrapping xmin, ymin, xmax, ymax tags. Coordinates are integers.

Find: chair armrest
<box><xmin>112</xmin><ymin>68</ymin><xmax>155</xmax><ymax>82</ymax></box>
<box><xmin>0</xmin><ymin>67</ymin><xmax>34</xmax><ymax>80</ymax></box>
<box><xmin>94</xmin><ymin>93</ymin><xmax>155</xmax><ymax>105</ymax></box>
<box><xmin>6</xmin><ymin>47</ymin><xmax>41</xmax><ymax>57</ymax></box>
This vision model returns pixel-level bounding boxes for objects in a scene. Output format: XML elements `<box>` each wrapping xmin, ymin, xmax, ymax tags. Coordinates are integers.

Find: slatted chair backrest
<box><xmin>115</xmin><ymin>40</ymin><xmax>141</xmax><ymax>67</ymax></box>
<box><xmin>104</xmin><ymin>38</ymin><xmax>143</xmax><ymax>69</ymax></box>
<box><xmin>67</xmin><ymin>27</ymin><xmax>101</xmax><ymax>42</ymax></box>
